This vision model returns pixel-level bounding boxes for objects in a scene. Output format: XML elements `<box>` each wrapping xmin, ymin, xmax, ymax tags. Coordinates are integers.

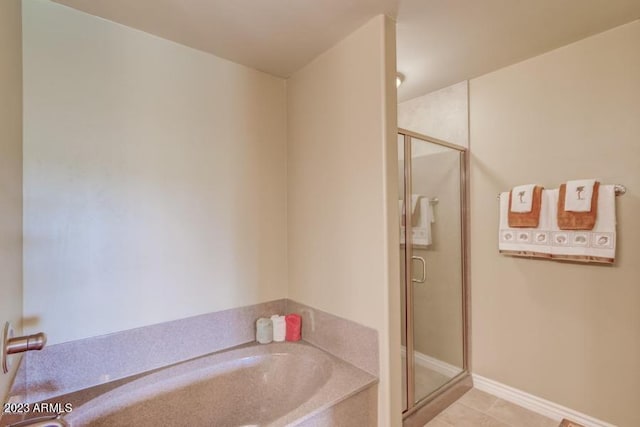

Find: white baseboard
<box><xmin>472</xmin><ymin>374</ymin><xmax>617</xmax><ymax>427</ymax></box>
<box><xmin>400</xmin><ymin>346</ymin><xmax>461</xmax><ymax>378</ymax></box>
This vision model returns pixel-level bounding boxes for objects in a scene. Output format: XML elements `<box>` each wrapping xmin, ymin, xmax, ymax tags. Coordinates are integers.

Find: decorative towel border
<box><xmin>499</xmin><ymin>229</ymin><xmax>615</xmax><ymax>250</ymax></box>
<box><xmin>499</xmin><ymin>249</ymin><xmax>614</xmax><ymax>264</ymax></box>
<box><xmin>499</xmin><ymin>228</ymin><xmax>615</xmax><ymax>263</ymax></box>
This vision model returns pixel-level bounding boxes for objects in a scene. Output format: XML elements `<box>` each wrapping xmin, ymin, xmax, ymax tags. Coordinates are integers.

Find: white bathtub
<box><xmin>62</xmin><ymin>342</ymin><xmax>375</xmax><ymax>427</ymax></box>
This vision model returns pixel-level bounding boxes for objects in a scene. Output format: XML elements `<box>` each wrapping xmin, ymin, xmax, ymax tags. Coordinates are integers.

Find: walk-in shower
<box><xmin>398</xmin><ymin>129</ymin><xmax>471</xmax><ymax>425</ymax></box>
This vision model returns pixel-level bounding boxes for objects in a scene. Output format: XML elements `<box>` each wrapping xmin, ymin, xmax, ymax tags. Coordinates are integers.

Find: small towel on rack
<box><xmin>398</xmin><ymin>195</ymin><xmax>424</xmax><ymax>226</ymax></box>
<box><xmin>558</xmin><ymin>181</ymin><xmax>599</xmax><ymax>230</ymax></box>
<box><xmin>414</xmin><ymin>197</ymin><xmax>433</xmax><ymax>246</ymax></box>
<box><xmin>508</xmin><ymin>185</ymin><xmax>543</xmax><ymax>228</ymax></box>
<box><xmin>499</xmin><ymin>190</ymin><xmax>552</xmax><ymax>258</ymax></box>
<box><xmin>411</xmin><ymin>194</ymin><xmax>420</xmax><ymax>215</ymax></box>
<box><xmin>510</xmin><ymin>184</ymin><xmax>536</xmax><ymax>212</ymax></box>
<box><xmin>564</xmin><ymin>179</ymin><xmax>596</xmax><ymax>212</ymax></box>
<box><xmin>550</xmin><ymin>185</ymin><xmax>615</xmax><ymax>263</ymax></box>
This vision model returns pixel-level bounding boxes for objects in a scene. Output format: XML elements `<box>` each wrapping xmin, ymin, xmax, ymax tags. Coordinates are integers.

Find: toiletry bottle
<box><xmin>271</xmin><ymin>315</ymin><xmax>286</xmax><ymax>342</ymax></box>
<box><xmin>256</xmin><ymin>317</ymin><xmax>273</xmax><ymax>344</ymax></box>
<box><xmin>285</xmin><ymin>314</ymin><xmax>302</xmax><ymax>341</ymax></box>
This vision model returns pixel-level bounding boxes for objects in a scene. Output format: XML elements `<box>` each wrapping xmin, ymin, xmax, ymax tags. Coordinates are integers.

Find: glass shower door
<box><xmin>400</xmin><ymin>130</ymin><xmax>467</xmax><ymax>411</ymax></box>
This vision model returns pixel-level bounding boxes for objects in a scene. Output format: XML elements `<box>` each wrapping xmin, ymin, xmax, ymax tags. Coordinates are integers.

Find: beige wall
<box><xmin>0</xmin><ymin>0</ymin><xmax>23</xmax><ymax>402</ymax></box>
<box><xmin>470</xmin><ymin>20</ymin><xmax>640</xmax><ymax>426</ymax></box>
<box><xmin>287</xmin><ymin>15</ymin><xmax>401</xmax><ymax>427</ymax></box>
<box><xmin>22</xmin><ymin>0</ymin><xmax>288</xmax><ymax>344</ymax></box>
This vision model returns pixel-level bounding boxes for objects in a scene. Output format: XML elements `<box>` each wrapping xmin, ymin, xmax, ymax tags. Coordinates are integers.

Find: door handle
<box><xmin>411</xmin><ymin>256</ymin><xmax>426</xmax><ymax>283</ymax></box>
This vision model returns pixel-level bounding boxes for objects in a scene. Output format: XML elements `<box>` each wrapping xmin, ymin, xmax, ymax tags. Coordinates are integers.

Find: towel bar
<box><xmin>399</xmin><ymin>197</ymin><xmax>439</xmax><ymax>204</ymax></box>
<box><xmin>496</xmin><ymin>184</ymin><xmax>626</xmax><ymax>199</ymax></box>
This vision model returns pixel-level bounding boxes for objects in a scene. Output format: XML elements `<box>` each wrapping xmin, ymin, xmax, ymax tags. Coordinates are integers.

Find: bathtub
<box><xmin>59</xmin><ymin>342</ymin><xmax>376</xmax><ymax>427</ymax></box>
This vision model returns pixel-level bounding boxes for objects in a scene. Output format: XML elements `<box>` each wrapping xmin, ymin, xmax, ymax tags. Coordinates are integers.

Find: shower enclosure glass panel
<box><xmin>399</xmin><ymin>130</ymin><xmax>466</xmax><ymax>412</ymax></box>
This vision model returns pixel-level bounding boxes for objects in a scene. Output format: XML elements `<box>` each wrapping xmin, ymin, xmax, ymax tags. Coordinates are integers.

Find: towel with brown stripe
<box><xmin>508</xmin><ymin>185</ymin><xmax>543</xmax><ymax>228</ymax></box>
<box><xmin>557</xmin><ymin>181</ymin><xmax>599</xmax><ymax>230</ymax></box>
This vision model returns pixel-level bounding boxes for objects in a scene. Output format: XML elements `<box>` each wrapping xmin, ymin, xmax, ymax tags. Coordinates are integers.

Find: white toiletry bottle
<box><xmin>271</xmin><ymin>315</ymin><xmax>286</xmax><ymax>342</ymax></box>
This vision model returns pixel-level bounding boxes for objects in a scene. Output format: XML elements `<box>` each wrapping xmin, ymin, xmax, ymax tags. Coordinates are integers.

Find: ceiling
<box><xmin>396</xmin><ymin>0</ymin><xmax>640</xmax><ymax>101</ymax></box>
<box><xmin>52</xmin><ymin>0</ymin><xmax>398</xmax><ymax>78</ymax></box>
<box><xmin>53</xmin><ymin>0</ymin><xmax>640</xmax><ymax>101</ymax></box>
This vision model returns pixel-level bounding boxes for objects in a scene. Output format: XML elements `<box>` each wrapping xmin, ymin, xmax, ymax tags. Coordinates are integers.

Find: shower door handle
<box><xmin>411</xmin><ymin>256</ymin><xmax>426</xmax><ymax>284</ymax></box>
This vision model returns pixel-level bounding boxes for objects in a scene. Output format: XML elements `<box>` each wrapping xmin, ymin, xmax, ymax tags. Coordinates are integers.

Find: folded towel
<box><xmin>550</xmin><ymin>185</ymin><xmax>615</xmax><ymax>263</ymax></box>
<box><xmin>558</xmin><ymin>182</ymin><xmax>599</xmax><ymax>230</ymax></box>
<box><xmin>508</xmin><ymin>186</ymin><xmax>543</xmax><ymax>228</ymax></box>
<box><xmin>411</xmin><ymin>194</ymin><xmax>420</xmax><ymax>215</ymax></box>
<box><xmin>399</xmin><ymin>195</ymin><xmax>424</xmax><ymax>226</ymax></box>
<box><xmin>510</xmin><ymin>184</ymin><xmax>536</xmax><ymax>212</ymax></box>
<box><xmin>499</xmin><ymin>189</ymin><xmax>553</xmax><ymax>258</ymax></box>
<box><xmin>564</xmin><ymin>179</ymin><xmax>596</xmax><ymax>212</ymax></box>
<box><xmin>400</xmin><ymin>197</ymin><xmax>434</xmax><ymax>247</ymax></box>
<box><xmin>413</xmin><ymin>197</ymin><xmax>433</xmax><ymax>246</ymax></box>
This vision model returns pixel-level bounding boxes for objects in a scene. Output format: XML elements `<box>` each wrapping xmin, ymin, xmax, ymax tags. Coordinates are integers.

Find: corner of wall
<box><xmin>381</xmin><ymin>14</ymin><xmax>402</xmax><ymax>427</ymax></box>
<box><xmin>0</xmin><ymin>0</ymin><xmax>23</xmax><ymax>403</ymax></box>
<box><xmin>285</xmin><ymin>13</ymin><xmax>401</xmax><ymax>427</ymax></box>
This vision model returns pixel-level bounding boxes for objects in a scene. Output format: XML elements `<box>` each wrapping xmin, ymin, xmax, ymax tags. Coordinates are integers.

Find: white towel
<box><xmin>499</xmin><ymin>186</ymin><xmax>616</xmax><ymax>263</ymax></box>
<box><xmin>413</xmin><ymin>198</ymin><xmax>433</xmax><ymax>246</ymax></box>
<box><xmin>510</xmin><ymin>184</ymin><xmax>537</xmax><ymax>212</ymax></box>
<box><xmin>411</xmin><ymin>194</ymin><xmax>420</xmax><ymax>215</ymax></box>
<box><xmin>398</xmin><ymin>198</ymin><xmax>419</xmax><ymax>226</ymax></box>
<box><xmin>564</xmin><ymin>179</ymin><xmax>597</xmax><ymax>212</ymax></box>
<box><xmin>551</xmin><ymin>185</ymin><xmax>616</xmax><ymax>261</ymax></box>
<box><xmin>400</xmin><ymin>197</ymin><xmax>434</xmax><ymax>247</ymax></box>
<box><xmin>499</xmin><ymin>190</ymin><xmax>552</xmax><ymax>255</ymax></box>
<box><xmin>398</xmin><ymin>196</ymin><xmax>427</xmax><ymax>224</ymax></box>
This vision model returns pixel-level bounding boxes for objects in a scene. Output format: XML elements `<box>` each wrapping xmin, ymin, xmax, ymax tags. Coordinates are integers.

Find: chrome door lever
<box><xmin>2</xmin><ymin>322</ymin><xmax>47</xmax><ymax>374</ymax></box>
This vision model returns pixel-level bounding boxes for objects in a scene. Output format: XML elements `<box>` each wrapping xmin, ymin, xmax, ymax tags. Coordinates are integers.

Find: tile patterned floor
<box><xmin>402</xmin><ymin>361</ymin><xmax>457</xmax><ymax>410</ymax></box>
<box><xmin>425</xmin><ymin>388</ymin><xmax>559</xmax><ymax>427</ymax></box>
<box><xmin>414</xmin><ymin>364</ymin><xmax>458</xmax><ymax>401</ymax></box>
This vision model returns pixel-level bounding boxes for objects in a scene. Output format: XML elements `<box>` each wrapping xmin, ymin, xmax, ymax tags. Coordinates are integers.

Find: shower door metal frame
<box><xmin>399</xmin><ymin>128</ymin><xmax>471</xmax><ymax>419</ymax></box>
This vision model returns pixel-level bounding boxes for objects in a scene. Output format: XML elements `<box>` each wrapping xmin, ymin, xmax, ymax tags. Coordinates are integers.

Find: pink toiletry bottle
<box><xmin>285</xmin><ymin>314</ymin><xmax>302</xmax><ymax>341</ymax></box>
